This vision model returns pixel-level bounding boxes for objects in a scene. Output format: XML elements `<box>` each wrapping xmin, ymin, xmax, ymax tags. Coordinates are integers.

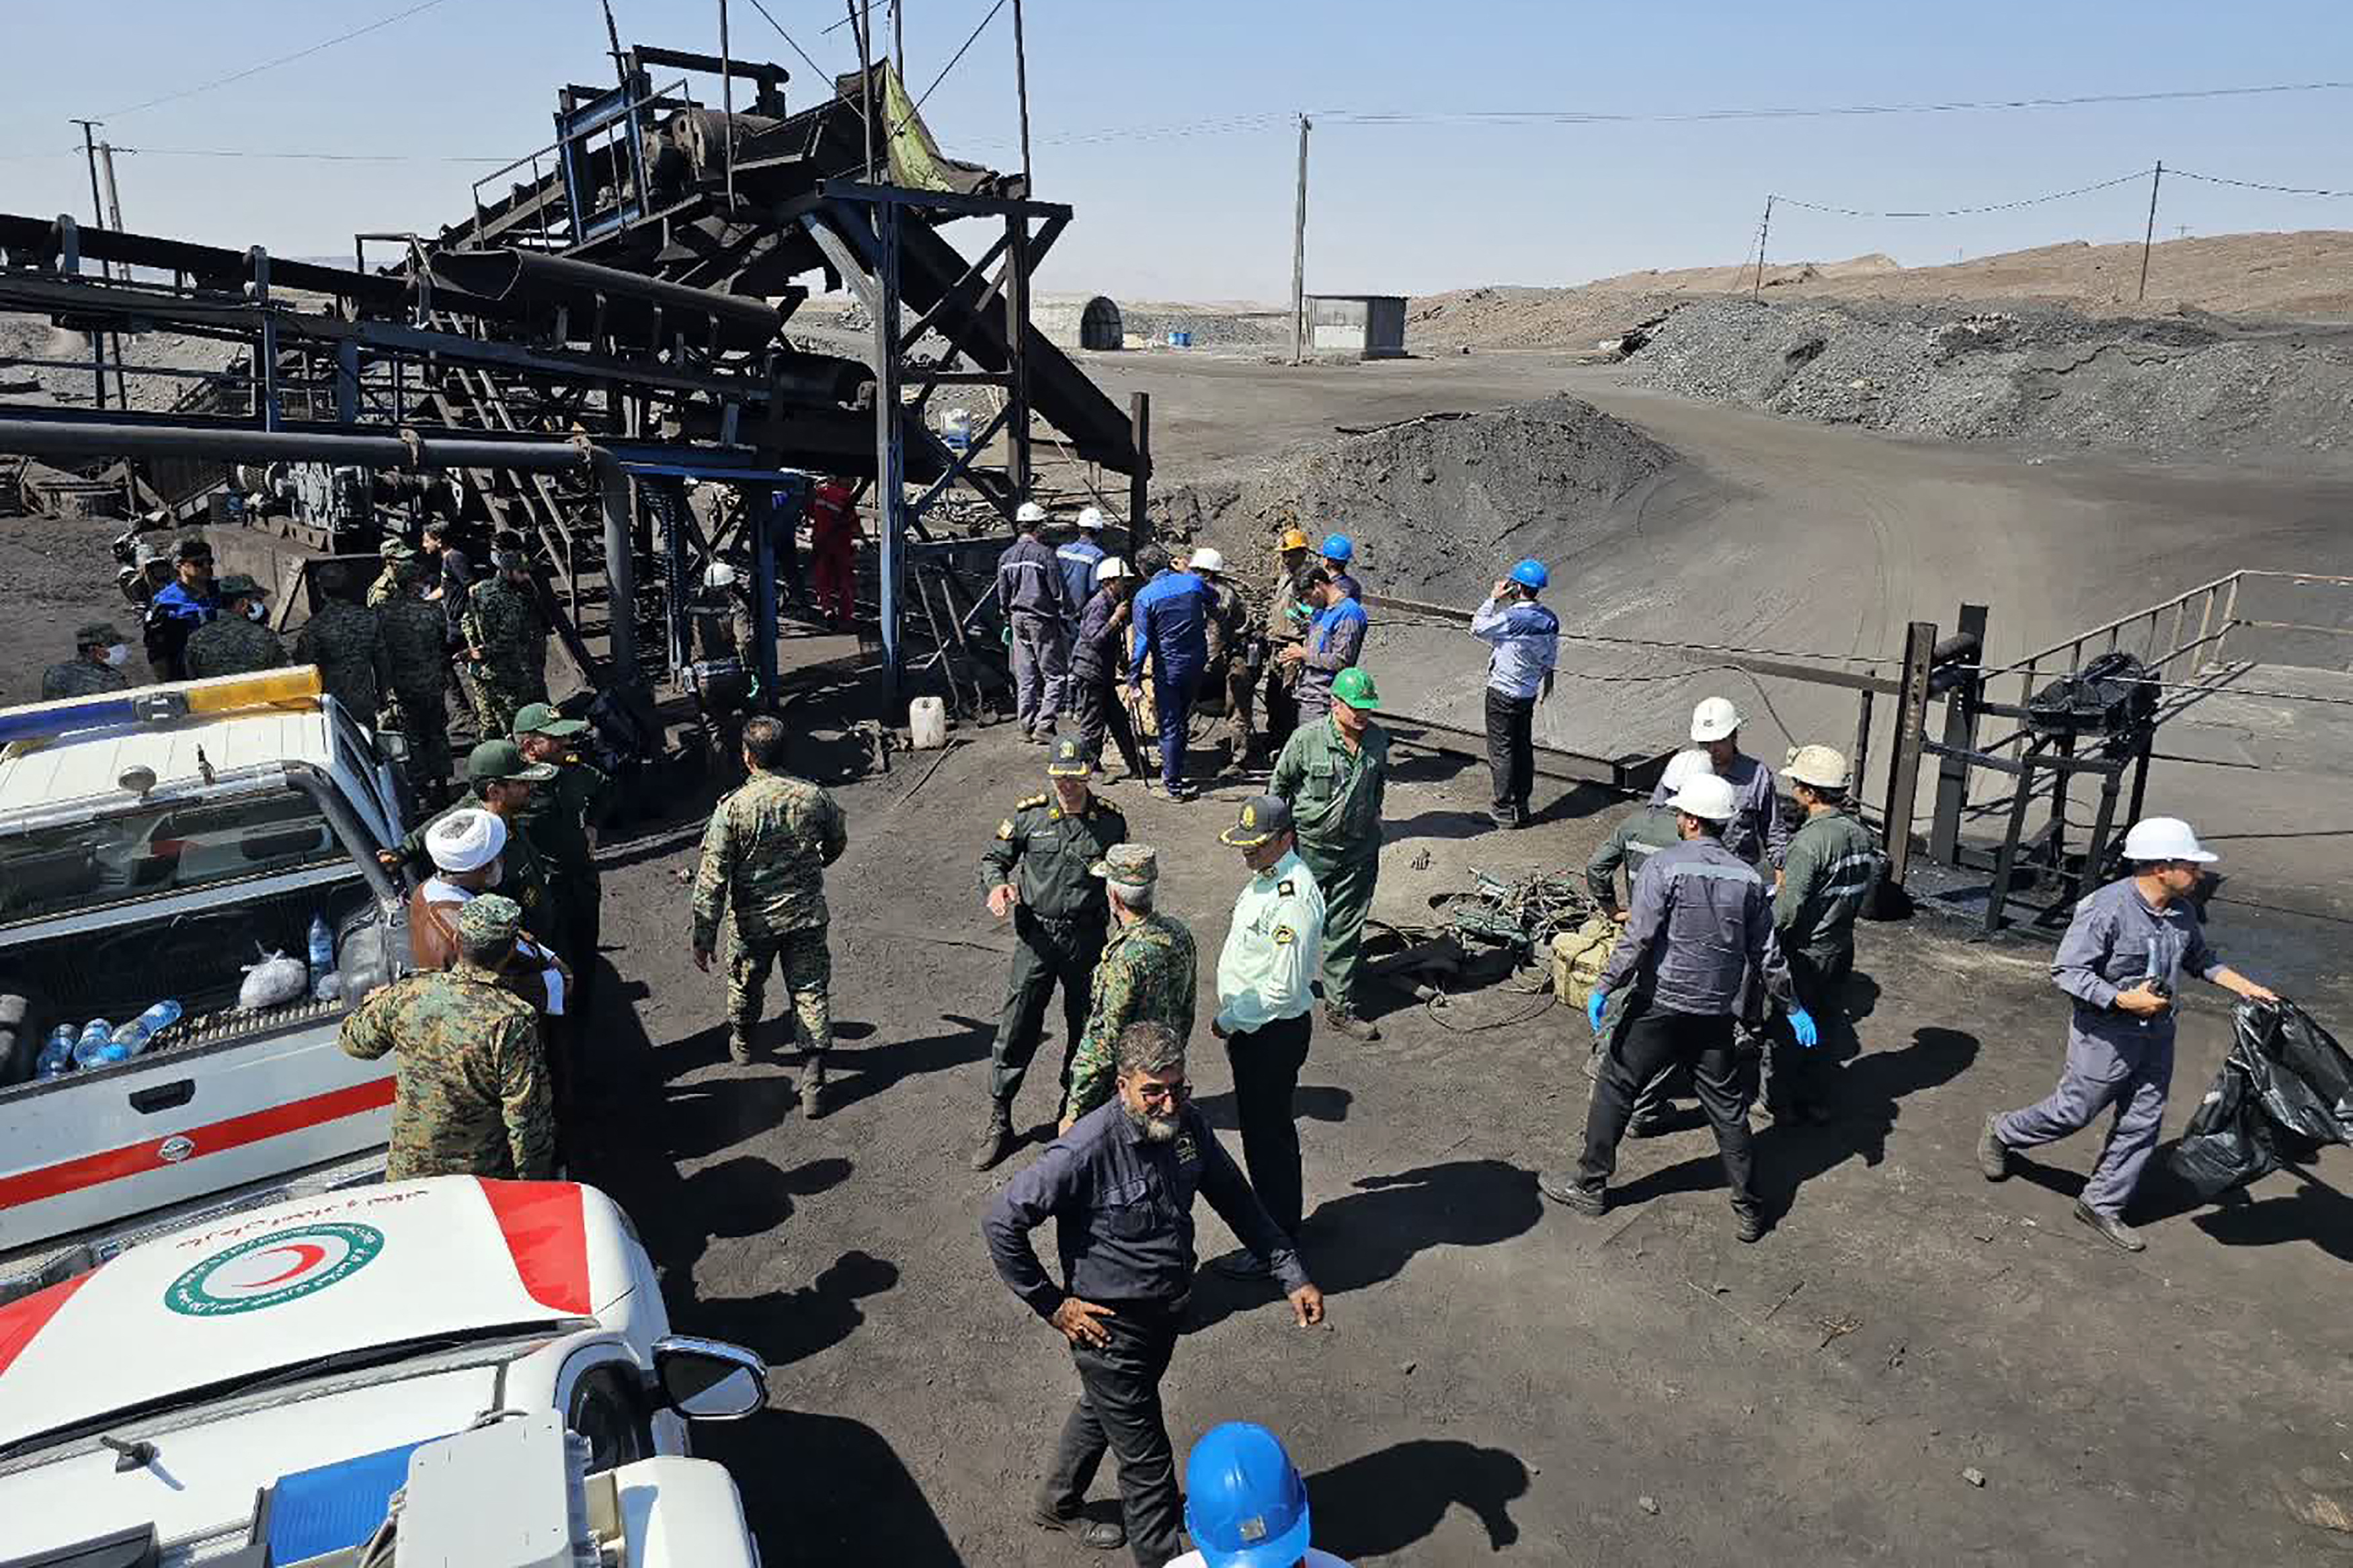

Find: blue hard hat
<box><xmin>1510</xmin><ymin>557</ymin><xmax>1549</xmax><ymax>590</ymax></box>
<box><xmin>1320</xmin><ymin>534</ymin><xmax>1353</xmax><ymax>564</ymax></box>
<box><xmin>1185</xmin><ymin>1423</ymin><xmax>1312</xmax><ymax>1568</ymax></box>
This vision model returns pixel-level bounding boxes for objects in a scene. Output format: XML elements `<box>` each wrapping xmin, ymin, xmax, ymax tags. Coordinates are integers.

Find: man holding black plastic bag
<box><xmin>1978</xmin><ymin>817</ymin><xmax>2277</xmax><ymax>1253</ymax></box>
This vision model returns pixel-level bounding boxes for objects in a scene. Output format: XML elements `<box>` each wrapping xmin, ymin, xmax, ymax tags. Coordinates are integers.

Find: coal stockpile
<box><xmin>1152</xmin><ymin>394</ymin><xmax>1680</xmax><ymax>603</ymax></box>
<box><xmin>1628</xmin><ymin>297</ymin><xmax>2353</xmax><ymax>465</ymax></box>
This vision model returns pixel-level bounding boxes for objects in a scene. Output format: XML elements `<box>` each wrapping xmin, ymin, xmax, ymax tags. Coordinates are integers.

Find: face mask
<box><xmin>104</xmin><ymin>643</ymin><xmax>129</xmax><ymax>667</ymax></box>
<box><xmin>245</xmin><ymin>602</ymin><xmax>268</xmax><ymax>623</ymax></box>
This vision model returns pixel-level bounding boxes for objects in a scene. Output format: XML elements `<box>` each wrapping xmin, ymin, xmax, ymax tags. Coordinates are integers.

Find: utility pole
<box><xmin>67</xmin><ymin>118</ymin><xmax>111</xmax><ymax>411</ymax></box>
<box><xmin>1011</xmin><ymin>0</ymin><xmax>1033</xmax><ymax>195</ymax></box>
<box><xmin>718</xmin><ymin>0</ymin><xmax>736</xmax><ymax>210</ymax></box>
<box><xmin>891</xmin><ymin>0</ymin><xmax>905</xmax><ymax>78</ymax></box>
<box><xmin>1751</xmin><ymin>194</ymin><xmax>1775</xmax><ymax>300</ymax></box>
<box><xmin>95</xmin><ymin>142</ymin><xmax>132</xmax><ymax>408</ymax></box>
<box><xmin>1289</xmin><ymin>113</ymin><xmax>1310</xmax><ymax>364</ymax></box>
<box><xmin>2137</xmin><ymin>161</ymin><xmax>2164</xmax><ymax>303</ymax></box>
<box><xmin>849</xmin><ymin>0</ymin><xmax>875</xmax><ymax>181</ymax></box>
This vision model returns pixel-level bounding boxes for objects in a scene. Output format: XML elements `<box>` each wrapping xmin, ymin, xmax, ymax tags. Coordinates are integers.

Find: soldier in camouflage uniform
<box><xmin>337</xmin><ymin>893</ymin><xmax>554</xmax><ymax>1181</ymax></box>
<box><xmin>378</xmin><ymin>558</ymin><xmax>455</xmax><ymax>807</ymax></box>
<box><xmin>294</xmin><ymin>562</ymin><xmax>391</xmax><ymax>724</ymax></box>
<box><xmin>184</xmin><ymin>574</ymin><xmax>290</xmax><ymax>679</ymax></box>
<box><xmin>1059</xmin><ymin>843</ymin><xmax>1198</xmax><ymax>1128</ymax></box>
<box><xmin>1191</xmin><ymin>549</ymin><xmax>1257</xmax><ymax>774</ymax></box>
<box><xmin>512</xmin><ymin>700</ymin><xmax>613</xmax><ymax>1018</ymax></box>
<box><xmin>692</xmin><ymin>715</ymin><xmax>850</xmax><ymax>1108</ymax></box>
<box><xmin>366</xmin><ymin>537</ymin><xmax>417</xmax><ymax>608</ymax></box>
<box><xmin>42</xmin><ymin>621</ymin><xmax>132</xmax><ymax>700</ymax></box>
<box><xmin>461</xmin><ymin>541</ymin><xmax>548</xmax><ymax>739</ymax></box>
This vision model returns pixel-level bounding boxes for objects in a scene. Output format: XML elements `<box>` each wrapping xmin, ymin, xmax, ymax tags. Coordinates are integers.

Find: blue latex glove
<box><xmin>1586</xmin><ymin>990</ymin><xmax>1608</xmax><ymax>1034</ymax></box>
<box><xmin>1788</xmin><ymin>1005</ymin><xmax>1820</xmax><ymax>1048</ymax></box>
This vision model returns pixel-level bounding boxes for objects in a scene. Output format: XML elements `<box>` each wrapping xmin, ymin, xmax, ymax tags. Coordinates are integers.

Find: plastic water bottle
<box><xmin>72</xmin><ymin>1018</ymin><xmax>122</xmax><ymax>1070</ymax></box>
<box><xmin>36</xmin><ymin>1024</ymin><xmax>77</xmax><ymax>1078</ymax></box>
<box><xmin>110</xmin><ymin>1000</ymin><xmax>184</xmax><ymax>1057</ymax></box>
<box><xmin>307</xmin><ymin>914</ymin><xmax>336</xmax><ymax>987</ymax></box>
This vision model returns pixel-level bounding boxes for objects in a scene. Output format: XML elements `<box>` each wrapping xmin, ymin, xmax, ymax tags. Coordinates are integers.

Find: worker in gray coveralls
<box><xmin>1979</xmin><ymin>816</ymin><xmax>2277</xmax><ymax>1254</ymax></box>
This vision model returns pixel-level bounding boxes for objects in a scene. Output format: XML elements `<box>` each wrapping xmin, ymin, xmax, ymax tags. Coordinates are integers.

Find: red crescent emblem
<box><xmin>243</xmin><ymin>1241</ymin><xmax>329</xmax><ymax>1288</ymax></box>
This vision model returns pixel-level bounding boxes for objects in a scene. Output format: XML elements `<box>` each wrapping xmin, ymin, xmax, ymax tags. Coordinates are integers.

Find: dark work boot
<box><xmin>1537</xmin><ymin>1170</ymin><xmax>1605</xmax><ymax>1216</ymax></box>
<box><xmin>727</xmin><ymin>1029</ymin><xmax>757</xmax><ymax>1065</ymax></box>
<box><xmin>1733</xmin><ymin>1206</ymin><xmax>1769</xmax><ymax>1244</ymax></box>
<box><xmin>969</xmin><ymin>1098</ymin><xmax>1015</xmax><ymax>1171</ymax></box>
<box><xmin>801</xmin><ymin>1055</ymin><xmax>831</xmax><ymax>1119</ymax></box>
<box><xmin>1323</xmin><ymin>1001</ymin><xmax>1380</xmax><ymax>1042</ymax></box>
<box><xmin>2072</xmin><ymin>1199</ymin><xmax>2145</xmax><ymax>1253</ymax></box>
<box><xmin>1977</xmin><ymin>1115</ymin><xmax>2011</xmax><ymax>1181</ymax></box>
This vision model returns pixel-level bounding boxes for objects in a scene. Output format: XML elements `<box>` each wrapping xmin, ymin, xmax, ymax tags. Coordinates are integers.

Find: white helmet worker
<box><xmin>2122</xmin><ymin>817</ymin><xmax>2218</xmax><ymax>864</ymax></box>
<box><xmin>1690</xmin><ymin>696</ymin><xmax>1741</xmax><ymax>743</ymax></box>
<box><xmin>1188</xmin><ymin>546</ymin><xmax>1226</xmax><ymax>575</ymax></box>
<box><xmin>1667</xmin><ymin>772</ymin><xmax>1740</xmax><ymax>823</ymax></box>
<box><xmin>1094</xmin><ymin>554</ymin><xmax>1131</xmax><ymax>583</ymax></box>
<box><xmin>1076</xmin><ymin>506</ymin><xmax>1107</xmax><ymax>531</ymax></box>
<box><xmin>1659</xmin><ymin>747</ymin><xmax>1716</xmax><ymax>794</ymax></box>
<box><xmin>1784</xmin><ymin>744</ymin><xmax>1851</xmax><ymax>792</ymax></box>
<box><xmin>1015</xmin><ymin>501</ymin><xmax>1048</xmax><ymax>526</ymax></box>
<box><xmin>703</xmin><ymin>561</ymin><xmax>738</xmax><ymax>590</ymax></box>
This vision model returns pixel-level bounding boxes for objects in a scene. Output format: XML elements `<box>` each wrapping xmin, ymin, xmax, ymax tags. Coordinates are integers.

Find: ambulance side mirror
<box><xmin>651</xmin><ymin>1335</ymin><xmax>768</xmax><ymax>1420</ymax></box>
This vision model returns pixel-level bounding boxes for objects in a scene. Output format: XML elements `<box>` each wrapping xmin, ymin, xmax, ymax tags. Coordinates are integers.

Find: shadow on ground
<box><xmin>694</xmin><ymin>1406</ymin><xmax>961</xmax><ymax>1567</ymax></box>
<box><xmin>1309</xmin><ymin>1438</ymin><xmax>1531</xmax><ymax>1559</ymax></box>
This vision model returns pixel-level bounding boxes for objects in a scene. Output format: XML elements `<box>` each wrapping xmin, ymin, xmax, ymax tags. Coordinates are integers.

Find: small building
<box><xmin>1079</xmin><ymin>296</ymin><xmax>1123</xmax><ymax>350</ymax></box>
<box><xmin>1032</xmin><ymin>295</ymin><xmax>1125</xmax><ymax>352</ymax></box>
<box><xmin>1306</xmin><ymin>293</ymin><xmax>1408</xmax><ymax>360</ymax></box>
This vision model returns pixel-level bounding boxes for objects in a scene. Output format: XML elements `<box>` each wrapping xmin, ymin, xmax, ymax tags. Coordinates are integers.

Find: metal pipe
<box><xmin>426</xmin><ymin>249</ymin><xmax>783</xmax><ymax>349</ymax></box>
<box><xmin>0</xmin><ymin>417</ymin><xmax>595</xmax><ymax>474</ymax></box>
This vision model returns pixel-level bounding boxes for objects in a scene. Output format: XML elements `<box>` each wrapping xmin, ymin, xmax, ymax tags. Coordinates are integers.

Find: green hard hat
<box><xmin>1331</xmin><ymin>666</ymin><xmax>1380</xmax><ymax>710</ymax></box>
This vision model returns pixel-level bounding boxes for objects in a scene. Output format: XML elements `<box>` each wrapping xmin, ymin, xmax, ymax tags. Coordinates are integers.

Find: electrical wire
<box><xmin>1775</xmin><ymin>167</ymin><xmax>2151</xmax><ymax>219</ymax></box>
<box><xmin>1317</xmin><ymin>79</ymin><xmax>2353</xmax><ymax>128</ymax></box>
<box><xmin>93</xmin><ymin>0</ymin><xmax>456</xmax><ymax>118</ymax></box>
<box><xmin>903</xmin><ymin>0</ymin><xmax>1010</xmax><ymax>123</ymax></box>
<box><xmin>2168</xmin><ymin>167</ymin><xmax>2353</xmax><ymax>198</ymax></box>
<box><xmin>114</xmin><ymin>146</ymin><xmax>507</xmax><ymax>164</ymax></box>
<box><xmin>743</xmin><ymin>0</ymin><xmax>836</xmax><ymax>82</ymax></box>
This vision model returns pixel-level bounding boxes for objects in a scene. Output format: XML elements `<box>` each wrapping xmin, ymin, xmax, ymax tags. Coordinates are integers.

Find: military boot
<box><xmin>969</xmin><ymin>1098</ymin><xmax>1016</xmax><ymax>1171</ymax></box>
<box><xmin>727</xmin><ymin>1028</ymin><xmax>757</xmax><ymax>1065</ymax></box>
<box><xmin>801</xmin><ymin>1054</ymin><xmax>831</xmax><ymax>1118</ymax></box>
<box><xmin>1322</xmin><ymin>1001</ymin><xmax>1380</xmax><ymax>1042</ymax></box>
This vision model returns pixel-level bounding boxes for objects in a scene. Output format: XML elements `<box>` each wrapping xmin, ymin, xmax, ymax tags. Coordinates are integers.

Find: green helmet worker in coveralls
<box><xmin>1979</xmin><ymin>816</ymin><xmax>2276</xmax><ymax>1253</ymax></box>
<box><xmin>1269</xmin><ymin>665</ymin><xmax>1388</xmax><ymax>1042</ymax></box>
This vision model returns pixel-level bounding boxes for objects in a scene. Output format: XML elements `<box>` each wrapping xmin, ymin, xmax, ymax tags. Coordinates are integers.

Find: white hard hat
<box><xmin>1660</xmin><ymin>747</ymin><xmax>1716</xmax><ymax>794</ymax></box>
<box><xmin>1667</xmin><ymin>773</ymin><xmax>1739</xmax><ymax>823</ymax></box>
<box><xmin>1094</xmin><ymin>554</ymin><xmax>1131</xmax><ymax>583</ymax></box>
<box><xmin>1784</xmin><ymin>743</ymin><xmax>1851</xmax><ymax>790</ymax></box>
<box><xmin>1015</xmin><ymin>501</ymin><xmax>1048</xmax><ymax>526</ymax></box>
<box><xmin>2122</xmin><ymin>817</ymin><xmax>2217</xmax><ymax>864</ymax></box>
<box><xmin>703</xmin><ymin>561</ymin><xmax>738</xmax><ymax>590</ymax></box>
<box><xmin>1690</xmin><ymin>696</ymin><xmax>1742</xmax><ymax>743</ymax></box>
<box><xmin>426</xmin><ymin>807</ymin><xmax>508</xmax><ymax>873</ymax></box>
<box><xmin>1076</xmin><ymin>506</ymin><xmax>1107</xmax><ymax>531</ymax></box>
<box><xmin>1189</xmin><ymin>546</ymin><xmax>1225</xmax><ymax>575</ymax></box>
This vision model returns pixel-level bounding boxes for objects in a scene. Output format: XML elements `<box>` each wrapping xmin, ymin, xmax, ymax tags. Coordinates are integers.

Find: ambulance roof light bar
<box><xmin>0</xmin><ymin>667</ymin><xmax>323</xmax><ymax>747</ymax></box>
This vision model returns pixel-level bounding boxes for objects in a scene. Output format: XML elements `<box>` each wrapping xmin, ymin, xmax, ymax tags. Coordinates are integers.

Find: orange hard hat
<box><xmin>1278</xmin><ymin>528</ymin><xmax>1310</xmax><ymax>551</ymax></box>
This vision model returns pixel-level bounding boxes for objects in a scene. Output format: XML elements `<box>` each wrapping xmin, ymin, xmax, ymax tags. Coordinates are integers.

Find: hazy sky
<box><xmin>3</xmin><ymin>0</ymin><xmax>2348</xmax><ymax>302</ymax></box>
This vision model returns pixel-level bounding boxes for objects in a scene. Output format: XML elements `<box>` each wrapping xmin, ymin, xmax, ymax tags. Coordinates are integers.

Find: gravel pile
<box><xmin>0</xmin><ymin>313</ymin><xmax>244</xmax><ymax>413</ymax></box>
<box><xmin>1628</xmin><ymin>298</ymin><xmax>2353</xmax><ymax>464</ymax></box>
<box><xmin>1116</xmin><ymin>309</ymin><xmax>1288</xmax><ymax>350</ymax></box>
<box><xmin>1152</xmin><ymin>394</ymin><xmax>1679</xmax><ymax>603</ymax></box>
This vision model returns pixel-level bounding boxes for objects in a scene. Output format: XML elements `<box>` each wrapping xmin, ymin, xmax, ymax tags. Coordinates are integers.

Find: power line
<box><xmin>2169</xmin><ymin>167</ymin><xmax>2353</xmax><ymax>198</ymax></box>
<box><xmin>1776</xmin><ymin>167</ymin><xmax>2152</xmax><ymax>219</ymax></box>
<box><xmin>1316</xmin><ymin>78</ymin><xmax>2353</xmax><ymax>128</ymax></box>
<box><xmin>94</xmin><ymin>0</ymin><xmax>456</xmax><ymax>118</ymax></box>
<box><xmin>114</xmin><ymin>145</ymin><xmax>507</xmax><ymax>164</ymax></box>
<box><xmin>905</xmin><ymin>0</ymin><xmax>1010</xmax><ymax>122</ymax></box>
<box><xmin>742</xmin><ymin>0</ymin><xmax>834</xmax><ymax>82</ymax></box>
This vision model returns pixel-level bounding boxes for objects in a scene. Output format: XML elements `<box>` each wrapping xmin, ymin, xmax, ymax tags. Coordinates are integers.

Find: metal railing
<box><xmin>467</xmin><ymin>77</ymin><xmax>694</xmax><ymax>251</ymax></box>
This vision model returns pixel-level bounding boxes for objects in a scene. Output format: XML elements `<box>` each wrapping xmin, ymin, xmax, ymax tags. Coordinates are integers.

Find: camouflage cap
<box><xmin>456</xmin><ymin>893</ymin><xmax>523</xmax><ymax>948</ymax></box>
<box><xmin>74</xmin><ymin>620</ymin><xmax>127</xmax><ymax>648</ymax></box>
<box><xmin>466</xmin><ymin>737</ymin><xmax>559</xmax><ymax>784</ymax></box>
<box><xmin>378</xmin><ymin>537</ymin><xmax>418</xmax><ymax>560</ymax></box>
<box><xmin>216</xmin><ymin>573</ymin><xmax>268</xmax><ymax>600</ymax></box>
<box><xmin>1089</xmin><ymin>842</ymin><xmax>1158</xmax><ymax>889</ymax></box>
<box><xmin>1045</xmin><ymin>735</ymin><xmax>1093</xmax><ymax>778</ymax></box>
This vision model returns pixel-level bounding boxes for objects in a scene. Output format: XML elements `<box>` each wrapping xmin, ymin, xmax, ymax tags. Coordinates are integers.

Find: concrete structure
<box><xmin>1032</xmin><ymin>295</ymin><xmax>1123</xmax><ymax>352</ymax></box>
<box><xmin>1307</xmin><ymin>293</ymin><xmax>1408</xmax><ymax>360</ymax></box>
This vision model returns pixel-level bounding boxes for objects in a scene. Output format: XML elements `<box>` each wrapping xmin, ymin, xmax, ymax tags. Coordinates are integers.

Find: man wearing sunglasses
<box><xmin>142</xmin><ymin>534</ymin><xmax>219</xmax><ymax>680</ymax></box>
<box><xmin>986</xmin><ymin>1020</ymin><xmax>1326</xmax><ymax>1567</ymax></box>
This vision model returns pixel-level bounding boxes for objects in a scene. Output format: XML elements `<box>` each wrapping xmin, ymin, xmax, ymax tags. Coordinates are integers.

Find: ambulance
<box><xmin>0</xmin><ymin>669</ymin><xmax>412</xmax><ymax>1298</ymax></box>
<box><xmin>0</xmin><ymin>1178</ymin><xmax>767</xmax><ymax>1565</ymax></box>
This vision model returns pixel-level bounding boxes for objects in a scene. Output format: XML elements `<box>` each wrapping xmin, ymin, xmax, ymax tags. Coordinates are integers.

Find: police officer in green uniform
<box><xmin>971</xmin><ymin>735</ymin><xmax>1131</xmax><ymax>1169</ymax></box>
<box><xmin>510</xmin><ymin>701</ymin><xmax>614</xmax><ymax>1011</ymax></box>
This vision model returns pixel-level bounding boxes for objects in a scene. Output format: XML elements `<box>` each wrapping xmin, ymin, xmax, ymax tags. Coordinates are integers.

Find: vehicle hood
<box><xmin>0</xmin><ymin>1365</ymin><xmax>498</xmax><ymax>1559</ymax></box>
<box><xmin>0</xmin><ymin>1178</ymin><xmax>635</xmax><ymax>1450</ymax></box>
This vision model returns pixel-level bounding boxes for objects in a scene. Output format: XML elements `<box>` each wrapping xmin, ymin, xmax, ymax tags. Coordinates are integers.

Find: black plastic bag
<box><xmin>2170</xmin><ymin>999</ymin><xmax>2352</xmax><ymax>1200</ymax></box>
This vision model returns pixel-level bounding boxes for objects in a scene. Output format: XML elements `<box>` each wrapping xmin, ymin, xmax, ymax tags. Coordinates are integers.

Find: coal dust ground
<box><xmin>565</xmin><ymin>682</ymin><xmax>2353</xmax><ymax>1567</ymax></box>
